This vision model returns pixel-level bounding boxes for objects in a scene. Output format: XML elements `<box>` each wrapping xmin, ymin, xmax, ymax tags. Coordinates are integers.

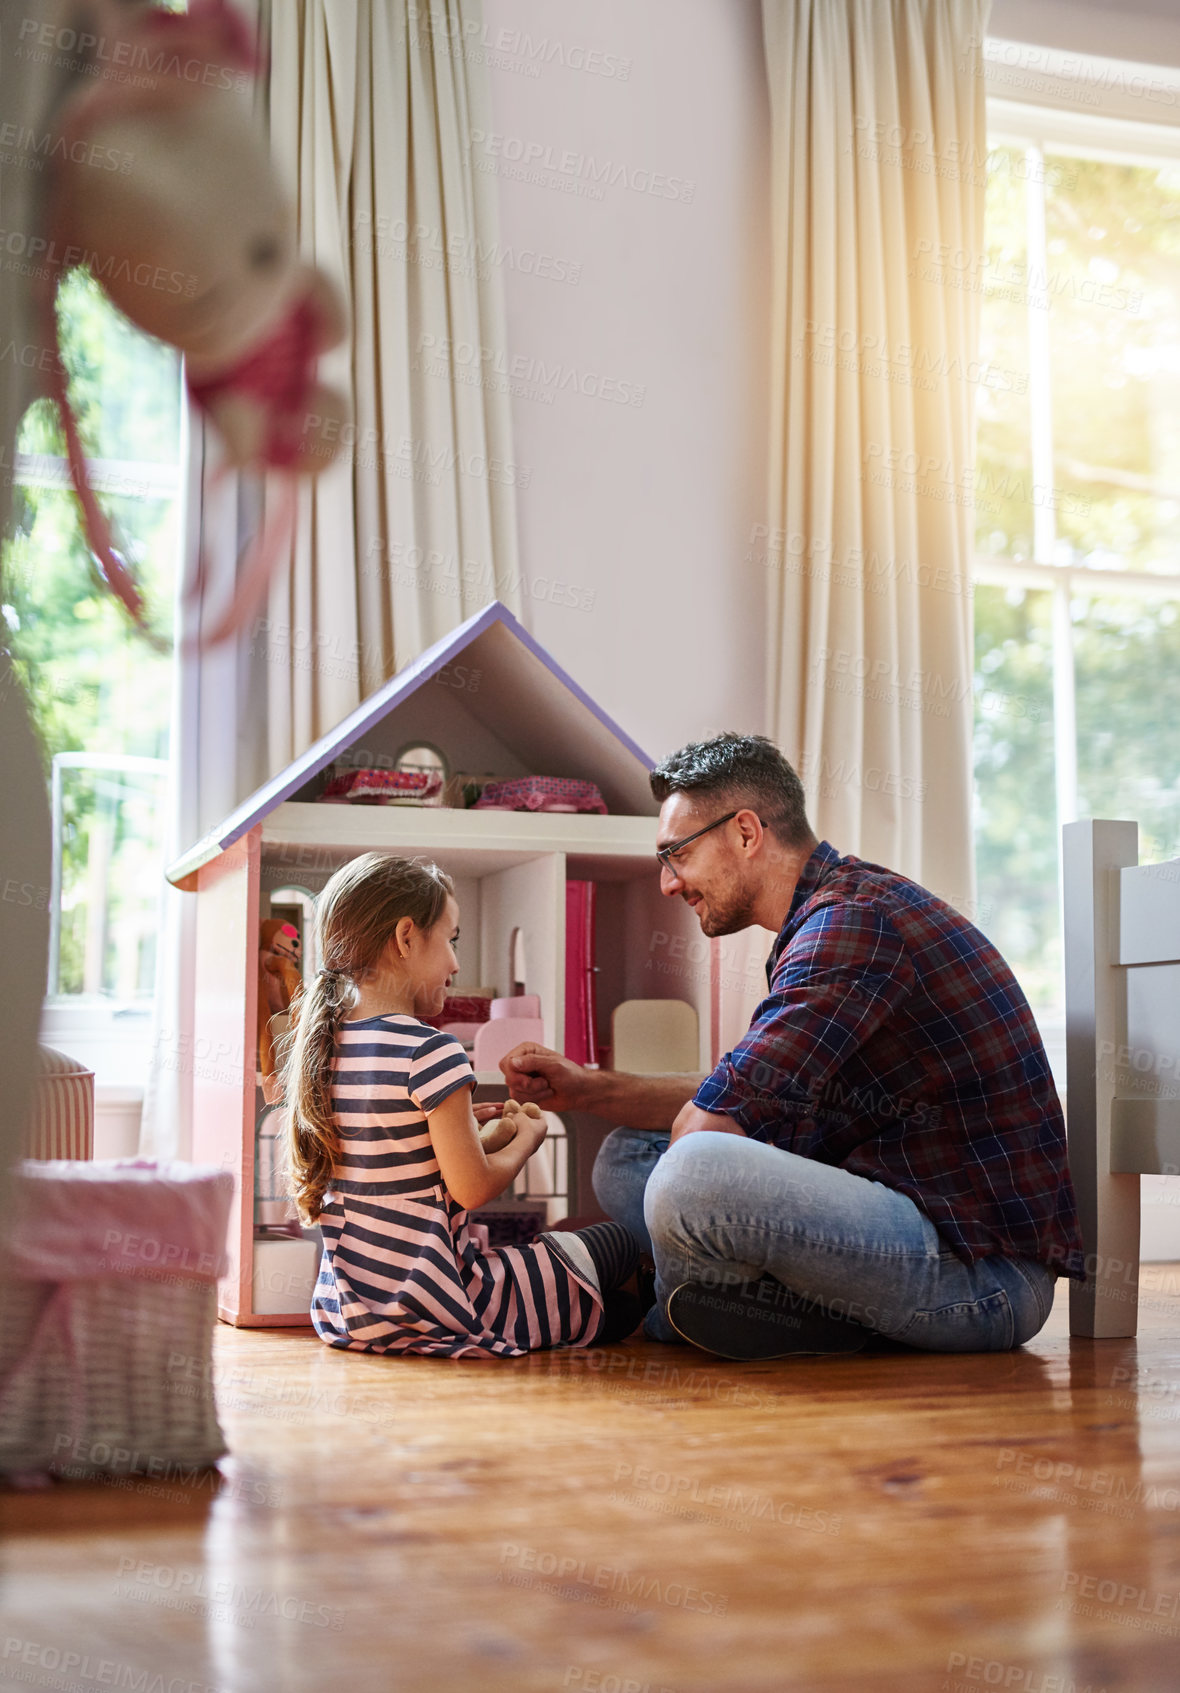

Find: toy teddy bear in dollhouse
<box><xmin>258</xmin><ymin>919</ymin><xmax>303</xmax><ymax>1104</ymax></box>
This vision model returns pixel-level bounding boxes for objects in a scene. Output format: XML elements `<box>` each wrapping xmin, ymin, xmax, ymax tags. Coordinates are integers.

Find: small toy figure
<box><xmin>258</xmin><ymin>919</ymin><xmax>303</xmax><ymax>1103</ymax></box>
<box><xmin>477</xmin><ymin>1100</ymin><xmax>543</xmax><ymax>1153</ymax></box>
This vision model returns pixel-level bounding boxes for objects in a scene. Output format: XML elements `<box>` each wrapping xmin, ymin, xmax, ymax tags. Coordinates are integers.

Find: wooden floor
<box><xmin>4</xmin><ymin>1271</ymin><xmax>1180</xmax><ymax>1693</ymax></box>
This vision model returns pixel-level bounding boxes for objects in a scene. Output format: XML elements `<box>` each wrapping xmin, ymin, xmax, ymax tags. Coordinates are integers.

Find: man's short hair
<box><xmin>649</xmin><ymin>733</ymin><xmax>814</xmax><ymax>850</ymax></box>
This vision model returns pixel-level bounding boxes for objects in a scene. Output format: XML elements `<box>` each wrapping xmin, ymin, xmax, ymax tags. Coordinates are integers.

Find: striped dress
<box><xmin>311</xmin><ymin>1013</ymin><xmax>605</xmax><ymax>1357</ymax></box>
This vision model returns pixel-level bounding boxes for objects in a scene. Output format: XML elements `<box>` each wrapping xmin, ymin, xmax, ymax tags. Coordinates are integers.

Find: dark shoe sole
<box><xmin>666</xmin><ymin>1279</ymin><xmax>870</xmax><ymax>1361</ymax></box>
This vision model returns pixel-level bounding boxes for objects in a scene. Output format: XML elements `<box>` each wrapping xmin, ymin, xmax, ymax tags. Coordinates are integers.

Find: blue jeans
<box><xmin>592</xmin><ymin>1129</ymin><xmax>1056</xmax><ymax>1352</ymax></box>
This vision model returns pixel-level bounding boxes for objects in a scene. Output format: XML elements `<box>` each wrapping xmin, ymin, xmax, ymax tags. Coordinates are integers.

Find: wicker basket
<box><xmin>0</xmin><ymin>1159</ymin><xmax>233</xmax><ymax>1478</ymax></box>
<box><xmin>24</xmin><ymin>1046</ymin><xmax>94</xmax><ymax>1161</ymax></box>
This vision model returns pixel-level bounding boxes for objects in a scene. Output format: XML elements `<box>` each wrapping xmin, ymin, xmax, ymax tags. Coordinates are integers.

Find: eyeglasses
<box><xmin>656</xmin><ymin>810</ymin><xmax>741</xmax><ymax>874</ymax></box>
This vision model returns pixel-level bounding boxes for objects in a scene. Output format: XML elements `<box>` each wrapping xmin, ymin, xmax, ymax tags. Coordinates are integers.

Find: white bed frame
<box><xmin>1063</xmin><ymin>819</ymin><xmax>1180</xmax><ymax>1337</ymax></box>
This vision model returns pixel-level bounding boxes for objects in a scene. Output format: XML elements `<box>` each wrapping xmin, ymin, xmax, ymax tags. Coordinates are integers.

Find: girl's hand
<box><xmin>427</xmin><ymin>1093</ymin><xmax>548</xmax><ymax>1211</ymax></box>
<box><xmin>506</xmin><ymin>1099</ymin><xmax>547</xmax><ymax>1151</ymax></box>
<box><xmin>479</xmin><ymin>1100</ymin><xmax>544</xmax><ymax>1153</ymax></box>
<box><xmin>478</xmin><ymin>1116</ymin><xmax>517</xmax><ymax>1153</ymax></box>
<box><xmin>473</xmin><ymin>1102</ymin><xmax>503</xmax><ymax>1125</ymax></box>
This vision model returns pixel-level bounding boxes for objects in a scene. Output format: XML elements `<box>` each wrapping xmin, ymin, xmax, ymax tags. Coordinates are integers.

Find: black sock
<box><xmin>573</xmin><ymin>1221</ymin><xmax>640</xmax><ymax>1293</ymax></box>
<box><xmin>595</xmin><ymin>1290</ymin><xmax>643</xmax><ymax>1344</ymax></box>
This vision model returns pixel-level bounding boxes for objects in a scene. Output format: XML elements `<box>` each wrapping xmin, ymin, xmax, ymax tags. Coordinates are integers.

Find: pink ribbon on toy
<box><xmin>189</xmin><ymin>295</ymin><xmax>322</xmax><ymax>471</ymax></box>
<box><xmin>183</xmin><ymin>294</ymin><xmax>328</xmax><ymax>648</ymax></box>
<box><xmin>134</xmin><ymin>0</ymin><xmax>262</xmax><ymax>73</ymax></box>
<box><xmin>36</xmin><ymin>0</ymin><xmax>328</xmax><ymax>651</ymax></box>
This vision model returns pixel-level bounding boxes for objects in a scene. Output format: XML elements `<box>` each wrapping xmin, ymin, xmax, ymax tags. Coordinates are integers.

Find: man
<box><xmin>502</xmin><ymin>733</ymin><xmax>1084</xmax><ymax>1360</ymax></box>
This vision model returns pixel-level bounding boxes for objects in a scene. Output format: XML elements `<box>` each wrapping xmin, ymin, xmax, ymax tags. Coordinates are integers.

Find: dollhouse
<box><xmin>166</xmin><ymin>602</ymin><xmax>714</xmax><ymax>1325</ymax></box>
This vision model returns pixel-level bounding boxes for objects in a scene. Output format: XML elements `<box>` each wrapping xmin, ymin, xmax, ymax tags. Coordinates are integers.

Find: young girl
<box><xmin>283</xmin><ymin>851</ymin><xmax>642</xmax><ymax>1357</ymax></box>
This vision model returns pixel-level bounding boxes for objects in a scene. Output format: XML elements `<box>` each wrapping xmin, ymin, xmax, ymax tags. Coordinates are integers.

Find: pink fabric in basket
<box><xmin>9</xmin><ymin>1159</ymin><xmax>234</xmax><ymax>1283</ymax></box>
<box><xmin>473</xmin><ymin>777</ymin><xmax>606</xmax><ymax>814</ymax></box>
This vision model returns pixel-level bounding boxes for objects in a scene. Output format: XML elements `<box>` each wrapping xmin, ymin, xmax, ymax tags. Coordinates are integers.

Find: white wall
<box><xmin>483</xmin><ymin>0</ymin><xmax>1180</xmax><ymax>788</ymax></box>
<box><xmin>991</xmin><ymin>0</ymin><xmax>1180</xmax><ymax>69</ymax></box>
<box><xmin>483</xmin><ymin>0</ymin><xmax>771</xmax><ymax>765</ymax></box>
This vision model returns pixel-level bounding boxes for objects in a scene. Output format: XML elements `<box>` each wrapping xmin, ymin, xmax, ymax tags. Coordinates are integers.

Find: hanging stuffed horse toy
<box><xmin>38</xmin><ymin>0</ymin><xmax>349</xmax><ymax>646</ymax></box>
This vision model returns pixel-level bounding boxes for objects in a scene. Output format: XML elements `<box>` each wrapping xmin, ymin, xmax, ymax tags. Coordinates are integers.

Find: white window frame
<box><xmin>46</xmin><ymin>751</ymin><xmax>169</xmax><ymax>998</ymax></box>
<box><xmin>977</xmin><ymin>84</ymin><xmax>1180</xmax><ymax>836</ymax></box>
<box><xmin>9</xmin><ymin>314</ymin><xmax>185</xmax><ymax>1087</ymax></box>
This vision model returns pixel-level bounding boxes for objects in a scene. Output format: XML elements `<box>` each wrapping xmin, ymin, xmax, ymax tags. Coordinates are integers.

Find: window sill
<box><xmin>40</xmin><ymin>999</ymin><xmax>154</xmax><ymax>1090</ymax></box>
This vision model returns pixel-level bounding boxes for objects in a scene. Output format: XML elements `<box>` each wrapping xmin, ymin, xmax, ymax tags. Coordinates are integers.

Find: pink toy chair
<box><xmin>471</xmin><ymin>1017</ymin><xmax>546</xmax><ymax>1073</ymax></box>
<box><xmin>490</xmin><ymin>995</ymin><xmax>541</xmax><ymax>1021</ymax></box>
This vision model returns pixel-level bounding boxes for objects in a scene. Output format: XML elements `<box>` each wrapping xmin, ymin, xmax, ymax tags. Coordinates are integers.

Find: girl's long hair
<box><xmin>281</xmin><ymin>853</ymin><xmax>454</xmax><ymax>1223</ymax></box>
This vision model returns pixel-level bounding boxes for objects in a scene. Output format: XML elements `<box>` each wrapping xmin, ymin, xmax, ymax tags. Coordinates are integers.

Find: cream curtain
<box><xmin>761</xmin><ymin>0</ymin><xmax>990</xmax><ymax>907</ymax></box>
<box><xmin>258</xmin><ymin>0</ymin><xmax>522</xmax><ymax>771</ymax></box>
<box><xmin>143</xmin><ymin>0</ymin><xmax>520</xmax><ymax>1157</ymax></box>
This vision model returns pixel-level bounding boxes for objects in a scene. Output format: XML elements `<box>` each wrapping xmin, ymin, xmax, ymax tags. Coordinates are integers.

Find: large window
<box><xmin>973</xmin><ymin>104</ymin><xmax>1180</xmax><ymax>1055</ymax></box>
<box><xmin>1</xmin><ymin>267</ymin><xmax>182</xmax><ymax>1074</ymax></box>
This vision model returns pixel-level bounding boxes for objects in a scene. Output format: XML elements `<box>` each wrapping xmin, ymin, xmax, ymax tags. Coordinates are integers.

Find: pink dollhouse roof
<box><xmin>166</xmin><ymin>601</ymin><xmax>655</xmax><ymax>886</ymax></box>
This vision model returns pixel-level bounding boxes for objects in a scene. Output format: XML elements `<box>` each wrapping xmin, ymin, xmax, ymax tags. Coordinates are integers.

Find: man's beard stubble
<box><xmin>694</xmin><ymin>878</ymin><xmax>758</xmax><ymax>938</ymax></box>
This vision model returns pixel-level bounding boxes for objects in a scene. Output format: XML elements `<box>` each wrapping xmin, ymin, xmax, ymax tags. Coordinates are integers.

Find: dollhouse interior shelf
<box><xmin>263</xmin><ymin>802</ymin><xmax>659</xmax><ymax>875</ymax></box>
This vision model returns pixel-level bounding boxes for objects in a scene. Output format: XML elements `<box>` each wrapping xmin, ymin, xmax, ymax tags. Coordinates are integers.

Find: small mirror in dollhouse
<box><xmin>394</xmin><ymin>742</ymin><xmax>448</xmax><ymax>807</ymax></box>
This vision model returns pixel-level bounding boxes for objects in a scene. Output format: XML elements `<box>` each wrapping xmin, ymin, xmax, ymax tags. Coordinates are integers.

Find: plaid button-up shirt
<box><xmin>694</xmin><ymin>841</ymin><xmax>1085</xmax><ymax>1278</ymax></box>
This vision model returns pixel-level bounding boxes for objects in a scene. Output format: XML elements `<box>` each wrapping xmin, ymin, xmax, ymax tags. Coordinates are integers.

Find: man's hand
<box><xmin>499</xmin><ymin>1042</ymin><xmax>595</xmax><ymax>1112</ymax></box>
<box><xmin>501</xmin><ymin>1044</ymin><xmax>702</xmax><ymax>1128</ymax></box>
<box><xmin>667</xmin><ymin>1101</ymin><xmax>748</xmax><ymax>1147</ymax></box>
